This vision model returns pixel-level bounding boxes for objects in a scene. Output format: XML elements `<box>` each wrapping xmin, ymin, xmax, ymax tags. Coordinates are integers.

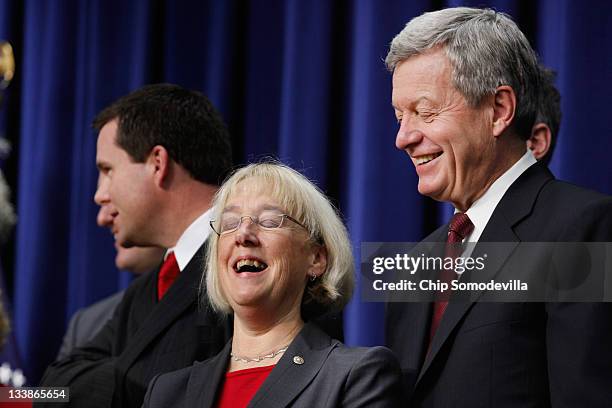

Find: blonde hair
<box><xmin>201</xmin><ymin>161</ymin><xmax>354</xmax><ymax>319</ymax></box>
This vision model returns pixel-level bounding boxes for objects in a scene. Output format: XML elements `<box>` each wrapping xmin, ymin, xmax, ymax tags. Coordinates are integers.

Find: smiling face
<box><xmin>95</xmin><ymin>120</ymin><xmax>156</xmax><ymax>247</ymax></box>
<box><xmin>216</xmin><ymin>180</ymin><xmax>326</xmax><ymax>320</ymax></box>
<box><xmin>392</xmin><ymin>49</ymin><xmax>499</xmax><ymax>210</ymax></box>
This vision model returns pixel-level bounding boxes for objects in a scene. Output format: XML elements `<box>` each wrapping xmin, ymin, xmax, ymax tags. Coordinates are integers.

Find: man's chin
<box><xmin>417</xmin><ymin>182</ymin><xmax>445</xmax><ymax>201</ymax></box>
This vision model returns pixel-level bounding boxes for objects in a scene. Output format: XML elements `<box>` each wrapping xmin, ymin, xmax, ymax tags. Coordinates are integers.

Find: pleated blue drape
<box><xmin>0</xmin><ymin>0</ymin><xmax>609</xmax><ymax>383</ymax></box>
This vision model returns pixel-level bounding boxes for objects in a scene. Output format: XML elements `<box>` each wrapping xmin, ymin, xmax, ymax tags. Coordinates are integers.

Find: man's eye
<box><xmin>418</xmin><ymin>111</ymin><xmax>435</xmax><ymax>123</ymax></box>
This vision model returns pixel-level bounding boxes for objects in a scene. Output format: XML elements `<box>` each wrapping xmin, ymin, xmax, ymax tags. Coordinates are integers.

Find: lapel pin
<box><xmin>293</xmin><ymin>356</ymin><xmax>304</xmax><ymax>365</ymax></box>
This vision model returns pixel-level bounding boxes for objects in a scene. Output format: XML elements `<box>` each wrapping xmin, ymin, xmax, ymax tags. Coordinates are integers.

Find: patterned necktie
<box><xmin>429</xmin><ymin>212</ymin><xmax>474</xmax><ymax>344</ymax></box>
<box><xmin>157</xmin><ymin>251</ymin><xmax>180</xmax><ymax>300</ymax></box>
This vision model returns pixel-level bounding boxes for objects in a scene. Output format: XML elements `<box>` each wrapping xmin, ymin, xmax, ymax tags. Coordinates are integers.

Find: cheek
<box><xmin>216</xmin><ymin>242</ymin><xmax>232</xmax><ymax>268</ymax></box>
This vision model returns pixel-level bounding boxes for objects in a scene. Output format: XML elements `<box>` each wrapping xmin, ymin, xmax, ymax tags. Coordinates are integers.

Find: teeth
<box><xmin>415</xmin><ymin>153</ymin><xmax>440</xmax><ymax>165</ymax></box>
<box><xmin>236</xmin><ymin>259</ymin><xmax>266</xmax><ymax>270</ymax></box>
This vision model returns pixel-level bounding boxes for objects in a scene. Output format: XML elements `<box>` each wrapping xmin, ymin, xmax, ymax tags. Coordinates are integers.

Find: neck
<box><xmin>453</xmin><ymin>145</ymin><xmax>524</xmax><ymax>212</ymax></box>
<box><xmin>156</xmin><ymin>180</ymin><xmax>217</xmax><ymax>248</ymax></box>
<box><xmin>229</xmin><ymin>308</ymin><xmax>303</xmax><ymax>371</ymax></box>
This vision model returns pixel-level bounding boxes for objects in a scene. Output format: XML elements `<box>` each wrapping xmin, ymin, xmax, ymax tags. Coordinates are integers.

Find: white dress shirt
<box><xmin>165</xmin><ymin>207</ymin><xmax>214</xmax><ymax>271</ymax></box>
<box><xmin>454</xmin><ymin>150</ymin><xmax>536</xmax><ymax>263</ymax></box>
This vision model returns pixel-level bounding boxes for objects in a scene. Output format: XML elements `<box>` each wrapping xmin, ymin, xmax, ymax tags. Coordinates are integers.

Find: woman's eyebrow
<box><xmin>220</xmin><ymin>204</ymin><xmax>283</xmax><ymax>213</ymax></box>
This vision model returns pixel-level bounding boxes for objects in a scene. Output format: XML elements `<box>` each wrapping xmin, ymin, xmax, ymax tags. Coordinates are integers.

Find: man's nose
<box><xmin>395</xmin><ymin>117</ymin><xmax>424</xmax><ymax>151</ymax></box>
<box><xmin>94</xmin><ymin>176</ymin><xmax>110</xmax><ymax>206</ymax></box>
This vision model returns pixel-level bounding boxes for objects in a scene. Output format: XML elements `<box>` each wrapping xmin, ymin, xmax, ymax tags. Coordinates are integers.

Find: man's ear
<box><xmin>492</xmin><ymin>85</ymin><xmax>516</xmax><ymax>137</ymax></box>
<box><xmin>309</xmin><ymin>244</ymin><xmax>328</xmax><ymax>279</ymax></box>
<box><xmin>527</xmin><ymin>123</ymin><xmax>552</xmax><ymax>161</ymax></box>
<box><xmin>147</xmin><ymin>145</ymin><xmax>171</xmax><ymax>187</ymax></box>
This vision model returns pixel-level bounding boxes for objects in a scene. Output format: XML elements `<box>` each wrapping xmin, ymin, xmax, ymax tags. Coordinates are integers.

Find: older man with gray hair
<box><xmin>385</xmin><ymin>7</ymin><xmax>612</xmax><ymax>407</ymax></box>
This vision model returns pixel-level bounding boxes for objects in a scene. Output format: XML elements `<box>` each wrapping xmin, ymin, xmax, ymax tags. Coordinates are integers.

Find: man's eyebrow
<box><xmin>392</xmin><ymin>96</ymin><xmax>434</xmax><ymax>111</ymax></box>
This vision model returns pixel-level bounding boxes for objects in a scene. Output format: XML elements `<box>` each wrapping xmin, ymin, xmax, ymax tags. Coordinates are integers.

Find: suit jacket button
<box><xmin>293</xmin><ymin>356</ymin><xmax>304</xmax><ymax>365</ymax></box>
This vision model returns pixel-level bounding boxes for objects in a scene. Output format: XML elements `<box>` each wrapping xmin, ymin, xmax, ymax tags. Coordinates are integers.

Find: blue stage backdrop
<box><xmin>0</xmin><ymin>0</ymin><xmax>609</xmax><ymax>384</ymax></box>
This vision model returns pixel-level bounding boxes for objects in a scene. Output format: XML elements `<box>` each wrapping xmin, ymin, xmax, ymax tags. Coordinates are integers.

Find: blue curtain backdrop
<box><xmin>0</xmin><ymin>0</ymin><xmax>609</xmax><ymax>384</ymax></box>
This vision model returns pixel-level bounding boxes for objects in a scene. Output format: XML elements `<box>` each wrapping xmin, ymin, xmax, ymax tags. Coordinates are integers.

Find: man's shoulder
<box><xmin>72</xmin><ymin>290</ymin><xmax>125</xmax><ymax>331</ymax></box>
<box><xmin>509</xmin><ymin>175</ymin><xmax>612</xmax><ymax>241</ymax></box>
<box><xmin>121</xmin><ymin>270</ymin><xmax>157</xmax><ymax>302</ymax></box>
<box><xmin>540</xmin><ymin>178</ymin><xmax>611</xmax><ymax>205</ymax></box>
<box><xmin>532</xmin><ymin>179</ymin><xmax>612</xmax><ymax>224</ymax></box>
<box><xmin>83</xmin><ymin>291</ymin><xmax>125</xmax><ymax>316</ymax></box>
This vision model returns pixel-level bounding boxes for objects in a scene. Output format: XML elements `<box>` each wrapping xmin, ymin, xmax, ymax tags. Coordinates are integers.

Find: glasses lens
<box><xmin>219</xmin><ymin>214</ymin><xmax>241</xmax><ymax>233</ymax></box>
<box><xmin>258</xmin><ymin>214</ymin><xmax>284</xmax><ymax>229</ymax></box>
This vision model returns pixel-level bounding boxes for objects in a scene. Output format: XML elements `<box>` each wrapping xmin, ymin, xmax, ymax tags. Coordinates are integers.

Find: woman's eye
<box><xmin>259</xmin><ymin>216</ymin><xmax>282</xmax><ymax>228</ymax></box>
<box><xmin>221</xmin><ymin>218</ymin><xmax>239</xmax><ymax>230</ymax></box>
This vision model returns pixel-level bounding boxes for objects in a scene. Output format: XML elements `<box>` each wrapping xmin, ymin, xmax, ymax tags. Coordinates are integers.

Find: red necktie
<box><xmin>157</xmin><ymin>252</ymin><xmax>180</xmax><ymax>300</ymax></box>
<box><xmin>429</xmin><ymin>212</ymin><xmax>474</xmax><ymax>344</ymax></box>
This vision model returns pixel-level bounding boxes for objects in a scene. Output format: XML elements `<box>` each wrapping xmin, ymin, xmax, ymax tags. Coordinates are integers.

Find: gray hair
<box><xmin>202</xmin><ymin>161</ymin><xmax>355</xmax><ymax>320</ymax></box>
<box><xmin>386</xmin><ymin>7</ymin><xmax>540</xmax><ymax>139</ymax></box>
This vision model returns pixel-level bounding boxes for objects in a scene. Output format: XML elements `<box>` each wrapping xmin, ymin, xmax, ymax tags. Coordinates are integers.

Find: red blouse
<box><xmin>216</xmin><ymin>365</ymin><xmax>275</xmax><ymax>408</ymax></box>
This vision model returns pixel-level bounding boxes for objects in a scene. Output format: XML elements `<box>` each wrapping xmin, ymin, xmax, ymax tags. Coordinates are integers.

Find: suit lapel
<box><xmin>408</xmin><ymin>226</ymin><xmax>447</xmax><ymax>369</ymax></box>
<box><xmin>248</xmin><ymin>323</ymin><xmax>336</xmax><ymax>408</ymax></box>
<box><xmin>416</xmin><ymin>163</ymin><xmax>554</xmax><ymax>386</ymax></box>
<box><xmin>417</xmin><ymin>227</ymin><xmax>520</xmax><ymax>383</ymax></box>
<box><xmin>187</xmin><ymin>340</ymin><xmax>232</xmax><ymax>407</ymax></box>
<box><xmin>117</xmin><ymin>244</ymin><xmax>208</xmax><ymax>371</ymax></box>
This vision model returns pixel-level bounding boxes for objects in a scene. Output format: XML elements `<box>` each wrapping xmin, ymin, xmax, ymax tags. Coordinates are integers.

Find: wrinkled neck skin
<box><xmin>228</xmin><ymin>305</ymin><xmax>304</xmax><ymax>372</ymax></box>
<box><xmin>451</xmin><ymin>137</ymin><xmax>525</xmax><ymax>212</ymax></box>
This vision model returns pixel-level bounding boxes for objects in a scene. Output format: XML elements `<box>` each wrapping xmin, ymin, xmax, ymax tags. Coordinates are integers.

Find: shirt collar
<box><xmin>165</xmin><ymin>207</ymin><xmax>213</xmax><ymax>271</ymax></box>
<box><xmin>462</xmin><ymin>150</ymin><xmax>537</xmax><ymax>243</ymax></box>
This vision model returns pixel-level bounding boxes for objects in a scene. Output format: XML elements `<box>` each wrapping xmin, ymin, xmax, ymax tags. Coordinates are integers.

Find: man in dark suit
<box><xmin>39</xmin><ymin>84</ymin><xmax>233</xmax><ymax>407</ymax></box>
<box><xmin>384</xmin><ymin>7</ymin><xmax>612</xmax><ymax>407</ymax></box>
<box><xmin>56</xmin><ymin>204</ymin><xmax>165</xmax><ymax>360</ymax></box>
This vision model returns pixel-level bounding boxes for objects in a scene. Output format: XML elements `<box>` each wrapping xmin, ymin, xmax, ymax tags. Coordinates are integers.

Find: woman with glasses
<box><xmin>143</xmin><ymin>161</ymin><xmax>401</xmax><ymax>407</ymax></box>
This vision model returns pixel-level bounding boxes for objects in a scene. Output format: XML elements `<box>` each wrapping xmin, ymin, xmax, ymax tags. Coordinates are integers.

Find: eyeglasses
<box><xmin>210</xmin><ymin>213</ymin><xmax>307</xmax><ymax>236</ymax></box>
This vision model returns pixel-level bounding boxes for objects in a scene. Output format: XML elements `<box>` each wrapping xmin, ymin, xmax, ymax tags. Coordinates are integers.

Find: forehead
<box><xmin>224</xmin><ymin>179</ymin><xmax>281</xmax><ymax>209</ymax></box>
<box><xmin>391</xmin><ymin>49</ymin><xmax>454</xmax><ymax>107</ymax></box>
<box><xmin>96</xmin><ymin>120</ymin><xmax>129</xmax><ymax>167</ymax></box>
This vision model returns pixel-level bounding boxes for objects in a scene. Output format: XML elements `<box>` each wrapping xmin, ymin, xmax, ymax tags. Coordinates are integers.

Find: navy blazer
<box><xmin>39</xmin><ymin>244</ymin><xmax>231</xmax><ymax>408</ymax></box>
<box><xmin>386</xmin><ymin>163</ymin><xmax>612</xmax><ymax>407</ymax></box>
<box><xmin>56</xmin><ymin>290</ymin><xmax>125</xmax><ymax>360</ymax></box>
<box><xmin>143</xmin><ymin>322</ymin><xmax>402</xmax><ymax>408</ymax></box>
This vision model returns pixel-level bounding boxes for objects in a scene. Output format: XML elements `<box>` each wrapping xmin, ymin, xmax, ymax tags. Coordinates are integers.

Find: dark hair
<box><xmin>93</xmin><ymin>83</ymin><xmax>232</xmax><ymax>185</ymax></box>
<box><xmin>536</xmin><ymin>68</ymin><xmax>561</xmax><ymax>165</ymax></box>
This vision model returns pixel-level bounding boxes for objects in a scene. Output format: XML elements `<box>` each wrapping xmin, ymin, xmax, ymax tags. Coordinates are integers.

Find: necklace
<box><xmin>230</xmin><ymin>345</ymin><xmax>289</xmax><ymax>363</ymax></box>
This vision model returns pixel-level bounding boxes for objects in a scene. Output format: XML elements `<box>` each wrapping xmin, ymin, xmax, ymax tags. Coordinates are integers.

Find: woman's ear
<box><xmin>309</xmin><ymin>244</ymin><xmax>328</xmax><ymax>279</ymax></box>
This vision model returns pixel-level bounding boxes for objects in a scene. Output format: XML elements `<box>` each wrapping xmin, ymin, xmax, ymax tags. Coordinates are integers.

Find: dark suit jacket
<box><xmin>143</xmin><ymin>322</ymin><xmax>402</xmax><ymax>408</ymax></box>
<box><xmin>386</xmin><ymin>163</ymin><xmax>612</xmax><ymax>407</ymax></box>
<box><xmin>39</xmin><ymin>245</ymin><xmax>231</xmax><ymax>408</ymax></box>
<box><xmin>56</xmin><ymin>290</ymin><xmax>125</xmax><ymax>360</ymax></box>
